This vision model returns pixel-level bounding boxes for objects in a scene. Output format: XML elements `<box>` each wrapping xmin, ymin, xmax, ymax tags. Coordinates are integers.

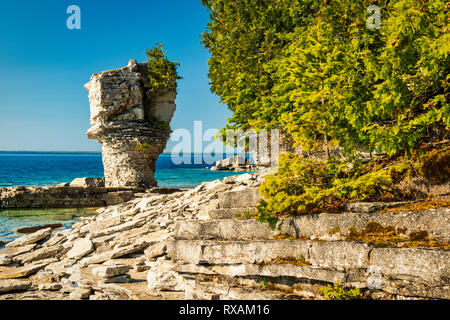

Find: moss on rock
<box><xmin>418</xmin><ymin>148</ymin><xmax>450</xmax><ymax>184</ymax></box>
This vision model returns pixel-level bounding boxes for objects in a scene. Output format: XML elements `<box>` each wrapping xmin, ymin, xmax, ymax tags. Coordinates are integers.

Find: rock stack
<box><xmin>85</xmin><ymin>60</ymin><xmax>177</xmax><ymax>188</ymax></box>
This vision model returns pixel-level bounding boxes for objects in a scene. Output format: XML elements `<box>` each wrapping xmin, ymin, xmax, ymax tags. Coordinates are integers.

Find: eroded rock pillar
<box><xmin>84</xmin><ymin>60</ymin><xmax>176</xmax><ymax>188</ymax></box>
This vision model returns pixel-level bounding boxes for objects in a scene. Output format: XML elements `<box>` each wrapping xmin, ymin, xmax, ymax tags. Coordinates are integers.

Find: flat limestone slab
<box><xmin>69</xmin><ymin>288</ymin><xmax>92</xmax><ymax>300</ymax></box>
<box><xmin>100</xmin><ymin>274</ymin><xmax>131</xmax><ymax>284</ymax></box>
<box><xmin>6</xmin><ymin>228</ymin><xmax>52</xmax><ymax>248</ymax></box>
<box><xmin>168</xmin><ymin>240</ymin><xmax>314</xmax><ymax>265</ymax></box>
<box><xmin>111</xmin><ymin>242</ymin><xmax>148</xmax><ymax>259</ymax></box>
<box><xmin>175</xmin><ymin>219</ymin><xmax>274</xmax><ymax>241</ymax></box>
<box><xmin>169</xmin><ymin>240</ymin><xmax>372</xmax><ymax>269</ymax></box>
<box><xmin>0</xmin><ymin>185</ymin><xmax>139</xmax><ymax>209</ymax></box>
<box><xmin>67</xmin><ymin>238</ymin><xmax>94</xmax><ymax>260</ymax></box>
<box><xmin>15</xmin><ymin>224</ymin><xmax>62</xmax><ymax>234</ymax></box>
<box><xmin>78</xmin><ymin>266</ymin><xmax>164</xmax><ymax>300</ymax></box>
<box><xmin>175</xmin><ymin>263</ymin><xmax>347</xmax><ymax>284</ymax></box>
<box><xmin>370</xmin><ymin>247</ymin><xmax>450</xmax><ymax>285</ymax></box>
<box><xmin>0</xmin><ymin>259</ymin><xmax>56</xmax><ymax>280</ymax></box>
<box><xmin>78</xmin><ymin>251</ymin><xmax>114</xmax><ymax>268</ymax></box>
<box><xmin>176</xmin><ymin>208</ymin><xmax>450</xmax><ymax>242</ymax></box>
<box><xmin>216</xmin><ymin>188</ymin><xmax>261</xmax><ymax>209</ymax></box>
<box><xmin>92</xmin><ymin>265</ymin><xmax>130</xmax><ymax>278</ymax></box>
<box><xmin>144</xmin><ymin>241</ymin><xmax>167</xmax><ymax>260</ymax></box>
<box><xmin>169</xmin><ymin>239</ymin><xmax>448</xmax><ymax>276</ymax></box>
<box><xmin>169</xmin><ymin>239</ymin><xmax>449</xmax><ymax>293</ymax></box>
<box><xmin>90</xmin><ymin>219</ymin><xmax>146</xmax><ymax>239</ymax></box>
<box><xmin>0</xmin><ymin>279</ymin><xmax>31</xmax><ymax>293</ymax></box>
<box><xmin>280</xmin><ymin>208</ymin><xmax>450</xmax><ymax>242</ymax></box>
<box><xmin>14</xmin><ymin>245</ymin><xmax>63</xmax><ymax>264</ymax></box>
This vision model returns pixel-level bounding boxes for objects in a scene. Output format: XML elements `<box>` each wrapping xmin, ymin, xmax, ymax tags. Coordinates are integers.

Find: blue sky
<box><xmin>0</xmin><ymin>0</ymin><xmax>232</xmax><ymax>152</ymax></box>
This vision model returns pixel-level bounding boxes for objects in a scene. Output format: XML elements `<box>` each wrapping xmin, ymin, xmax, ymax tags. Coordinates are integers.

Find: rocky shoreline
<box><xmin>0</xmin><ymin>171</ymin><xmax>448</xmax><ymax>300</ymax></box>
<box><xmin>0</xmin><ymin>59</ymin><xmax>448</xmax><ymax>301</ymax></box>
<box><xmin>0</xmin><ymin>178</ymin><xmax>141</xmax><ymax>209</ymax></box>
<box><xmin>210</xmin><ymin>155</ymin><xmax>261</xmax><ymax>172</ymax></box>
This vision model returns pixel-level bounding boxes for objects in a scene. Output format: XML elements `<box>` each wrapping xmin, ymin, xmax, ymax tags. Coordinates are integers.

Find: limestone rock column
<box><xmin>84</xmin><ymin>60</ymin><xmax>176</xmax><ymax>188</ymax></box>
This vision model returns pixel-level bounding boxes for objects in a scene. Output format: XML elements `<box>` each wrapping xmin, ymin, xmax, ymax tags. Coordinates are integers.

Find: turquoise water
<box><xmin>0</xmin><ymin>152</ymin><xmax>252</xmax><ymax>188</ymax></box>
<box><xmin>0</xmin><ymin>152</ymin><xmax>255</xmax><ymax>244</ymax></box>
<box><xmin>0</xmin><ymin>208</ymin><xmax>98</xmax><ymax>244</ymax></box>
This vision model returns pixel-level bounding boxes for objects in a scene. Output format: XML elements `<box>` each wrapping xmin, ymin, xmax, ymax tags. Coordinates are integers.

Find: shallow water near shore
<box><xmin>0</xmin><ymin>208</ymin><xmax>99</xmax><ymax>245</ymax></box>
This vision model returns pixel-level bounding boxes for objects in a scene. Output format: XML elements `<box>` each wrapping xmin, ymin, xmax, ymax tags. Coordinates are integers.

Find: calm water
<box><xmin>0</xmin><ymin>152</ymin><xmax>254</xmax><ymax>243</ymax></box>
<box><xmin>0</xmin><ymin>152</ymin><xmax>251</xmax><ymax>188</ymax></box>
<box><xmin>0</xmin><ymin>208</ymin><xmax>98</xmax><ymax>244</ymax></box>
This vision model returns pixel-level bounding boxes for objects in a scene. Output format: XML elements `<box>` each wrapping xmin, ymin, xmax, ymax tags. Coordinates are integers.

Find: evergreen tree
<box><xmin>201</xmin><ymin>0</ymin><xmax>449</xmax><ymax>156</ymax></box>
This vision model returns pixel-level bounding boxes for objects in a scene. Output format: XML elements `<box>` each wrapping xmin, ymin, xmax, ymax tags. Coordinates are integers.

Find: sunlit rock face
<box><xmin>84</xmin><ymin>60</ymin><xmax>176</xmax><ymax>188</ymax></box>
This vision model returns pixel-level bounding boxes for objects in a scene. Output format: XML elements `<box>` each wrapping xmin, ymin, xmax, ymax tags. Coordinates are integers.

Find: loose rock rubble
<box><xmin>0</xmin><ymin>170</ymin><xmax>448</xmax><ymax>300</ymax></box>
<box><xmin>0</xmin><ymin>171</ymin><xmax>263</xmax><ymax>300</ymax></box>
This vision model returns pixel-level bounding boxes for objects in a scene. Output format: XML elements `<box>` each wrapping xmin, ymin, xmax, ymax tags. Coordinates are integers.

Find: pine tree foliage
<box><xmin>201</xmin><ymin>0</ymin><xmax>449</xmax><ymax>219</ymax></box>
<box><xmin>201</xmin><ymin>0</ymin><xmax>449</xmax><ymax>155</ymax></box>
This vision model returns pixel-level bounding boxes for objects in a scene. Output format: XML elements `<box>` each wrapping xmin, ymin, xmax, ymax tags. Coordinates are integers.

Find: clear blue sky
<box><xmin>0</xmin><ymin>0</ymin><xmax>232</xmax><ymax>152</ymax></box>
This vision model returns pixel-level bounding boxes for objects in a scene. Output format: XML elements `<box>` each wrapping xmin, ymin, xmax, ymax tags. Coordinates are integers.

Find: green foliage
<box><xmin>320</xmin><ymin>282</ymin><xmax>362</xmax><ymax>300</ymax></box>
<box><xmin>257</xmin><ymin>153</ymin><xmax>397</xmax><ymax>224</ymax></box>
<box><xmin>134</xmin><ymin>143</ymin><xmax>151</xmax><ymax>151</ymax></box>
<box><xmin>201</xmin><ymin>0</ymin><xmax>449</xmax><ymax>156</ymax></box>
<box><xmin>255</xmin><ymin>199</ymin><xmax>281</xmax><ymax>230</ymax></box>
<box><xmin>257</xmin><ymin>278</ymin><xmax>269</xmax><ymax>289</ymax></box>
<box><xmin>145</xmin><ymin>43</ymin><xmax>181</xmax><ymax>107</ymax></box>
<box><xmin>201</xmin><ymin>1</ymin><xmax>449</xmax><ymax>222</ymax></box>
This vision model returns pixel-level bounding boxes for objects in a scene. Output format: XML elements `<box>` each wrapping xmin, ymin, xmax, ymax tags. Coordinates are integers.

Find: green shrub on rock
<box><xmin>320</xmin><ymin>282</ymin><xmax>363</xmax><ymax>300</ymax></box>
<box><xmin>145</xmin><ymin>43</ymin><xmax>181</xmax><ymax>108</ymax></box>
<box><xmin>256</xmin><ymin>153</ymin><xmax>395</xmax><ymax>225</ymax></box>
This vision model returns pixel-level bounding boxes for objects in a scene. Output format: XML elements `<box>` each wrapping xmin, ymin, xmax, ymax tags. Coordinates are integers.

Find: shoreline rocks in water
<box><xmin>69</xmin><ymin>178</ymin><xmax>105</xmax><ymax>188</ymax></box>
<box><xmin>0</xmin><ymin>177</ymin><xmax>143</xmax><ymax>210</ymax></box>
<box><xmin>211</xmin><ymin>155</ymin><xmax>258</xmax><ymax>171</ymax></box>
<box><xmin>0</xmin><ymin>169</ymin><xmax>448</xmax><ymax>300</ymax></box>
<box><xmin>15</xmin><ymin>224</ymin><xmax>63</xmax><ymax>235</ymax></box>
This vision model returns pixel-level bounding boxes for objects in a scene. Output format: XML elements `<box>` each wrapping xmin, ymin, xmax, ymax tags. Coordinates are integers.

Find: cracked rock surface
<box><xmin>0</xmin><ymin>170</ymin><xmax>448</xmax><ymax>300</ymax></box>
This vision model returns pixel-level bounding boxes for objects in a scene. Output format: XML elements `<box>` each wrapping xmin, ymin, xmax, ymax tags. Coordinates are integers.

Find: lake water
<box><xmin>0</xmin><ymin>208</ymin><xmax>98</xmax><ymax>244</ymax></box>
<box><xmin>0</xmin><ymin>152</ymin><xmax>252</xmax><ymax>188</ymax></box>
<box><xmin>0</xmin><ymin>152</ymin><xmax>254</xmax><ymax>244</ymax></box>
